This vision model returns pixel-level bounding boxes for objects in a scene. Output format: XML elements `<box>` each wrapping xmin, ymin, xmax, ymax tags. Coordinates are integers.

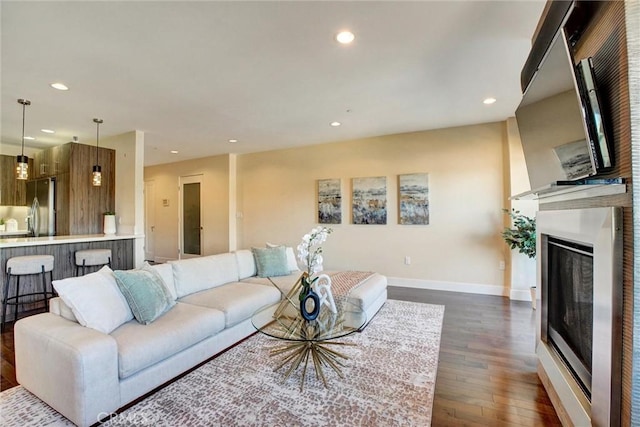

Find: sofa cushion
<box><xmin>179</xmin><ymin>282</ymin><xmax>281</xmax><ymax>327</ymax></box>
<box><xmin>111</xmin><ymin>302</ymin><xmax>225</xmax><ymax>379</ymax></box>
<box><xmin>52</xmin><ymin>266</ymin><xmax>133</xmax><ymax>334</ymax></box>
<box><xmin>169</xmin><ymin>253</ymin><xmax>240</xmax><ymax>298</ymax></box>
<box><xmin>146</xmin><ymin>262</ymin><xmax>178</xmax><ymax>300</ymax></box>
<box><xmin>49</xmin><ymin>297</ymin><xmax>78</xmax><ymax>323</ymax></box>
<box><xmin>347</xmin><ymin>273</ymin><xmax>388</xmax><ymax>310</ymax></box>
<box><xmin>113</xmin><ymin>269</ymin><xmax>176</xmax><ymax>325</ymax></box>
<box><xmin>251</xmin><ymin>246</ymin><xmax>289</xmax><ymax>278</ymax></box>
<box><xmin>235</xmin><ymin>249</ymin><xmax>257</xmax><ymax>280</ymax></box>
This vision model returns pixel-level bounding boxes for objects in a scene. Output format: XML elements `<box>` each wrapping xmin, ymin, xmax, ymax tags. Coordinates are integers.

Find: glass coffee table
<box><xmin>251</xmin><ymin>296</ymin><xmax>366</xmax><ymax>390</ymax></box>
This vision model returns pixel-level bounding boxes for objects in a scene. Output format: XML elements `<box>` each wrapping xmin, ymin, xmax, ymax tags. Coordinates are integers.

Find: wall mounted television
<box><xmin>515</xmin><ymin>28</ymin><xmax>613</xmax><ymax>192</ymax></box>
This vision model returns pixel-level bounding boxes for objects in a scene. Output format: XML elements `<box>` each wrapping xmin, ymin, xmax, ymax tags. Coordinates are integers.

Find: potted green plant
<box><xmin>0</xmin><ymin>218</ymin><xmax>5</xmax><ymax>232</ymax></box>
<box><xmin>502</xmin><ymin>209</ymin><xmax>536</xmax><ymax>258</ymax></box>
<box><xmin>502</xmin><ymin>208</ymin><xmax>536</xmax><ymax>307</ymax></box>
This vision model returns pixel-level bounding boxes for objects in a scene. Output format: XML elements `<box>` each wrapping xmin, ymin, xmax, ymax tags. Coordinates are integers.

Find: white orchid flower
<box><xmin>296</xmin><ymin>226</ymin><xmax>332</xmax><ymax>278</ymax></box>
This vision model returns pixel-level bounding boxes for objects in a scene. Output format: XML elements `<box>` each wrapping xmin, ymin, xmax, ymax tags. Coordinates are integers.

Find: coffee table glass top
<box><xmin>251</xmin><ymin>296</ymin><xmax>366</xmax><ymax>342</ymax></box>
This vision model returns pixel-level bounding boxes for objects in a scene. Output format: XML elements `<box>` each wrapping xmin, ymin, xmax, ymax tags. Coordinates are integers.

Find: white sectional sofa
<box><xmin>14</xmin><ymin>249</ymin><xmax>387</xmax><ymax>427</ymax></box>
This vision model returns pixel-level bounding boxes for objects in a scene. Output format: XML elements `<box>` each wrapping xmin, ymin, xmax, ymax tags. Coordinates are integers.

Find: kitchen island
<box><xmin>1</xmin><ymin>234</ymin><xmax>141</xmax><ymax>320</ymax></box>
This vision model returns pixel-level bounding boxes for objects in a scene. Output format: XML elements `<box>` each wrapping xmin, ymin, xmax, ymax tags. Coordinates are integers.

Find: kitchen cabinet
<box><xmin>56</xmin><ymin>143</ymin><xmax>115</xmax><ymax>235</ymax></box>
<box><xmin>0</xmin><ymin>236</ymin><xmax>134</xmax><ymax>318</ymax></box>
<box><xmin>33</xmin><ymin>144</ymin><xmax>70</xmax><ymax>178</ymax></box>
<box><xmin>1</xmin><ymin>144</ymin><xmax>114</xmax><ymax>233</ymax></box>
<box><xmin>0</xmin><ymin>155</ymin><xmax>33</xmax><ymax>206</ymax></box>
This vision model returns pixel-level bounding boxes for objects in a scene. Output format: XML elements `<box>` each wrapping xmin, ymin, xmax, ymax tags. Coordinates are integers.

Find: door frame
<box><xmin>178</xmin><ymin>174</ymin><xmax>203</xmax><ymax>259</ymax></box>
<box><xmin>144</xmin><ymin>179</ymin><xmax>156</xmax><ymax>262</ymax></box>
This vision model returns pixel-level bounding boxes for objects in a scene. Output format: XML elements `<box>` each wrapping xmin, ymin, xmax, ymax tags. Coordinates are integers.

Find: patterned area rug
<box><xmin>0</xmin><ymin>300</ymin><xmax>444</xmax><ymax>426</ymax></box>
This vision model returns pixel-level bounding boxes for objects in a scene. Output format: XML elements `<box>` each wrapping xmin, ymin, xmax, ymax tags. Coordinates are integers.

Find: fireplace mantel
<box><xmin>511</xmin><ymin>180</ymin><xmax>626</xmax><ymax>204</ymax></box>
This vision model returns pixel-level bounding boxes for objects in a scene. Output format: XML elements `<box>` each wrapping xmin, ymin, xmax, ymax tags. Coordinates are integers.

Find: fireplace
<box><xmin>547</xmin><ymin>237</ymin><xmax>594</xmax><ymax>398</ymax></box>
<box><xmin>537</xmin><ymin>207</ymin><xmax>622</xmax><ymax>426</ymax></box>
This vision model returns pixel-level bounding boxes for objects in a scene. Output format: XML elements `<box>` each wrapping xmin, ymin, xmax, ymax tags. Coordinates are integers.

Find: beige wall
<box><xmin>237</xmin><ymin>123</ymin><xmax>508</xmax><ymax>292</ymax></box>
<box><xmin>145</xmin><ymin>122</ymin><xmax>515</xmax><ymax>293</ymax></box>
<box><xmin>144</xmin><ymin>154</ymin><xmax>230</xmax><ymax>261</ymax></box>
<box><xmin>504</xmin><ymin>117</ymin><xmax>538</xmax><ymax>300</ymax></box>
<box><xmin>101</xmin><ymin>131</ymin><xmax>145</xmax><ymax>267</ymax></box>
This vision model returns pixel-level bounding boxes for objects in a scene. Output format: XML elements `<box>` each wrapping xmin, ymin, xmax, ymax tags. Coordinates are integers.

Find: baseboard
<box><xmin>388</xmin><ymin>277</ymin><xmax>509</xmax><ymax>297</ymax></box>
<box><xmin>510</xmin><ymin>288</ymin><xmax>533</xmax><ymax>301</ymax></box>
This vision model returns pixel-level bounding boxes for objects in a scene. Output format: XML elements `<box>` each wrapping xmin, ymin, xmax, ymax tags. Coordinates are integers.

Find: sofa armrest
<box><xmin>15</xmin><ymin>313</ymin><xmax>120</xmax><ymax>427</ymax></box>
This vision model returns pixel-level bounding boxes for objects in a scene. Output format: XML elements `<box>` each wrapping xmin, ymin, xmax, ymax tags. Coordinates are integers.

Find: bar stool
<box><xmin>2</xmin><ymin>255</ymin><xmax>55</xmax><ymax>330</ymax></box>
<box><xmin>75</xmin><ymin>249</ymin><xmax>112</xmax><ymax>276</ymax></box>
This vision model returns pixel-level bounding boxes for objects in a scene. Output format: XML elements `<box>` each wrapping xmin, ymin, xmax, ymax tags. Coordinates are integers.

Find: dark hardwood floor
<box><xmin>1</xmin><ymin>288</ymin><xmax>560</xmax><ymax>425</ymax></box>
<box><xmin>388</xmin><ymin>286</ymin><xmax>561</xmax><ymax>426</ymax></box>
<box><xmin>1</xmin><ymin>322</ymin><xmax>19</xmax><ymax>391</ymax></box>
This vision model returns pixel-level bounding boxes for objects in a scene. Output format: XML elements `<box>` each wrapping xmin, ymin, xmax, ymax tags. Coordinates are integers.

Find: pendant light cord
<box><xmin>93</xmin><ymin>118</ymin><xmax>103</xmax><ymax>165</ymax></box>
<box><xmin>21</xmin><ymin>102</ymin><xmax>26</xmax><ymax>156</ymax></box>
<box><xmin>96</xmin><ymin>120</ymin><xmax>100</xmax><ymax>165</ymax></box>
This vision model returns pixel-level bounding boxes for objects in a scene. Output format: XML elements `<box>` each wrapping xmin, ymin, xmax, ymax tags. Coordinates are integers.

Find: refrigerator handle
<box><xmin>27</xmin><ymin>199</ymin><xmax>34</xmax><ymax>235</ymax></box>
<box><xmin>29</xmin><ymin>196</ymin><xmax>40</xmax><ymax>237</ymax></box>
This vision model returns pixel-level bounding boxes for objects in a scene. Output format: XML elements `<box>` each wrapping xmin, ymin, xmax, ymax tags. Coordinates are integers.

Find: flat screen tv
<box><xmin>515</xmin><ymin>29</ymin><xmax>613</xmax><ymax>192</ymax></box>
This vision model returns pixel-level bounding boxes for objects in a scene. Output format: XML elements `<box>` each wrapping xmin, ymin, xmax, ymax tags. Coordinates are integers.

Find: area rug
<box><xmin>0</xmin><ymin>300</ymin><xmax>444</xmax><ymax>426</ymax></box>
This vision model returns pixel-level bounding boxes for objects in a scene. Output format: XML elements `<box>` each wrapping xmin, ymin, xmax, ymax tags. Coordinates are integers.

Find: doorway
<box><xmin>179</xmin><ymin>174</ymin><xmax>202</xmax><ymax>258</ymax></box>
<box><xmin>144</xmin><ymin>180</ymin><xmax>156</xmax><ymax>262</ymax></box>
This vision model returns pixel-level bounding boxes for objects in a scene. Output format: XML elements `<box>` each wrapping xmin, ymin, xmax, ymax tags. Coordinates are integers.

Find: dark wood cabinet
<box><xmin>56</xmin><ymin>143</ymin><xmax>115</xmax><ymax>235</ymax></box>
<box><xmin>0</xmin><ymin>144</ymin><xmax>114</xmax><ymax>234</ymax></box>
<box><xmin>33</xmin><ymin>144</ymin><xmax>70</xmax><ymax>178</ymax></box>
<box><xmin>0</xmin><ymin>155</ymin><xmax>33</xmax><ymax>206</ymax></box>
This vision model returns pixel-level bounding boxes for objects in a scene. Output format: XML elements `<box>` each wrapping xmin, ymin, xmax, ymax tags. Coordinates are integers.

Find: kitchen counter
<box><xmin>0</xmin><ymin>233</ymin><xmax>142</xmax><ymax>248</ymax></box>
<box><xmin>1</xmin><ymin>234</ymin><xmax>140</xmax><ymax>320</ymax></box>
<box><xmin>0</xmin><ymin>230</ymin><xmax>31</xmax><ymax>238</ymax></box>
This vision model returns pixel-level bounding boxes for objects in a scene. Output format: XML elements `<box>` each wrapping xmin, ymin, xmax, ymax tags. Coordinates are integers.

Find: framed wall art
<box><xmin>317</xmin><ymin>179</ymin><xmax>342</xmax><ymax>224</ymax></box>
<box><xmin>352</xmin><ymin>176</ymin><xmax>387</xmax><ymax>225</ymax></box>
<box><xmin>399</xmin><ymin>173</ymin><xmax>429</xmax><ymax>225</ymax></box>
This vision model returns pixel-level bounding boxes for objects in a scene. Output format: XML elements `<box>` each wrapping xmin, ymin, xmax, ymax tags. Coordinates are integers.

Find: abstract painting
<box><xmin>399</xmin><ymin>173</ymin><xmax>429</xmax><ymax>225</ymax></box>
<box><xmin>317</xmin><ymin>179</ymin><xmax>341</xmax><ymax>224</ymax></box>
<box><xmin>352</xmin><ymin>176</ymin><xmax>387</xmax><ymax>225</ymax></box>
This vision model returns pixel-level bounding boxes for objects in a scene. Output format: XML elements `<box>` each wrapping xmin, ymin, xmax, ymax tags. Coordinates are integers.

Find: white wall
<box><xmin>237</xmin><ymin>123</ymin><xmax>509</xmax><ymax>294</ymax></box>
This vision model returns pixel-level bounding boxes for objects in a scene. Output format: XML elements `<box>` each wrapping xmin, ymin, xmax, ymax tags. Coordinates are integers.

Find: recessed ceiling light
<box><xmin>228</xmin><ymin>139</ymin><xmax>238</xmax><ymax>143</ymax></box>
<box><xmin>41</xmin><ymin>129</ymin><xmax>55</xmax><ymax>134</ymax></box>
<box><xmin>170</xmin><ymin>150</ymin><xmax>179</xmax><ymax>154</ymax></box>
<box><xmin>483</xmin><ymin>97</ymin><xmax>497</xmax><ymax>105</ymax></box>
<box><xmin>50</xmin><ymin>82</ymin><xmax>69</xmax><ymax>91</ymax></box>
<box><xmin>330</xmin><ymin>121</ymin><xmax>341</xmax><ymax>127</ymax></box>
<box><xmin>336</xmin><ymin>31</ymin><xmax>355</xmax><ymax>44</ymax></box>
<box><xmin>24</xmin><ymin>136</ymin><xmax>36</xmax><ymax>140</ymax></box>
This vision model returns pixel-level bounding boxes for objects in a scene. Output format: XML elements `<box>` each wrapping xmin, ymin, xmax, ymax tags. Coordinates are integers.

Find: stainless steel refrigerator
<box><xmin>25</xmin><ymin>177</ymin><xmax>56</xmax><ymax>237</ymax></box>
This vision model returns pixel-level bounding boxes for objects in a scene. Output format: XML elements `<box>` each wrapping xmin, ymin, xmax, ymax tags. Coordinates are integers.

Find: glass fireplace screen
<box><xmin>547</xmin><ymin>236</ymin><xmax>594</xmax><ymax>397</ymax></box>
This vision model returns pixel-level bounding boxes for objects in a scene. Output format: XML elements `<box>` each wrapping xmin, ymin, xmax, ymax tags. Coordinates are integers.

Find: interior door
<box><xmin>179</xmin><ymin>174</ymin><xmax>202</xmax><ymax>259</ymax></box>
<box><xmin>144</xmin><ymin>180</ymin><xmax>156</xmax><ymax>262</ymax></box>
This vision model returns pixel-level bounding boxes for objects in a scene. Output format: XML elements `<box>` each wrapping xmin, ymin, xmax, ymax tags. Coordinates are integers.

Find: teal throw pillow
<box><xmin>113</xmin><ymin>269</ymin><xmax>176</xmax><ymax>325</ymax></box>
<box><xmin>252</xmin><ymin>246</ymin><xmax>290</xmax><ymax>278</ymax></box>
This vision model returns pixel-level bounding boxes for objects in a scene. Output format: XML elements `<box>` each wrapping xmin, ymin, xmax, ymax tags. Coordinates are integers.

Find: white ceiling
<box><xmin>1</xmin><ymin>0</ymin><xmax>545</xmax><ymax>166</ymax></box>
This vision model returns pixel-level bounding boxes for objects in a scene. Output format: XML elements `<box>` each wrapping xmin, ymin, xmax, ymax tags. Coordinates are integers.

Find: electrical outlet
<box><xmin>499</xmin><ymin>260</ymin><xmax>506</xmax><ymax>270</ymax></box>
<box><xmin>404</xmin><ymin>256</ymin><xmax>411</xmax><ymax>265</ymax></box>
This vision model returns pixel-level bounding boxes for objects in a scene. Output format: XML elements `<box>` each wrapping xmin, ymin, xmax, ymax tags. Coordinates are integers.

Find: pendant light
<box><xmin>16</xmin><ymin>99</ymin><xmax>31</xmax><ymax>180</ymax></box>
<box><xmin>92</xmin><ymin>118</ymin><xmax>103</xmax><ymax>186</ymax></box>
